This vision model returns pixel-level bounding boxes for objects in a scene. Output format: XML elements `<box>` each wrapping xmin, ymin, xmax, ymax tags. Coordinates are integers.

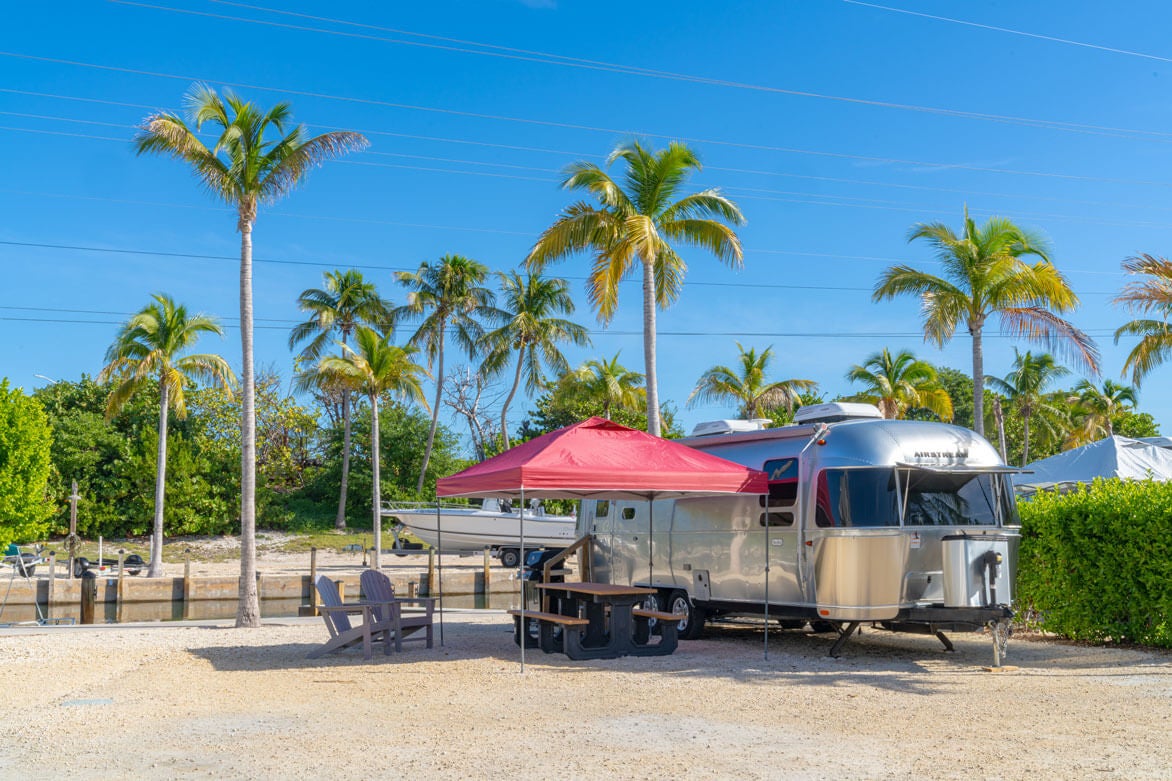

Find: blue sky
<box><xmin>3</xmin><ymin>1</ymin><xmax>1172</xmax><ymax>449</ymax></box>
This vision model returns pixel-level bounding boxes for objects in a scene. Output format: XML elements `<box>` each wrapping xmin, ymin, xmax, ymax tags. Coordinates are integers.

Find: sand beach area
<box><xmin>1</xmin><ymin>609</ymin><xmax>1170</xmax><ymax>780</ymax></box>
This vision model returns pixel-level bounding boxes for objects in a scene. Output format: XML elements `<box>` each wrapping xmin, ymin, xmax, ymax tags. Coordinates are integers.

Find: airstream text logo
<box><xmin>912</xmin><ymin>449</ymin><xmax>969</xmax><ymax>460</ymax></box>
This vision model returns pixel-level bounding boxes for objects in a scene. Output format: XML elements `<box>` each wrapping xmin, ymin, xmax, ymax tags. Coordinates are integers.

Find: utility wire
<box><xmin>107</xmin><ymin>0</ymin><xmax>1172</xmax><ymax>143</ymax></box>
<box><xmin>5</xmin><ymin>49</ymin><xmax>1172</xmax><ymax>187</ymax></box>
<box><xmin>842</xmin><ymin>0</ymin><xmax>1172</xmax><ymax>65</ymax></box>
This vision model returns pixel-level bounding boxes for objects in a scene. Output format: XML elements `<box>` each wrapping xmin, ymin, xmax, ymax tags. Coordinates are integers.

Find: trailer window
<box><xmin>814</xmin><ymin>469</ymin><xmax>900</xmax><ymax>528</ymax></box>
<box><xmin>594</xmin><ymin>501</ymin><xmax>610</xmax><ymax>518</ymax></box>
<box><xmin>900</xmin><ymin>471</ymin><xmax>1002</xmax><ymax>527</ymax></box>
<box><xmin>760</xmin><ymin>458</ymin><xmax>798</xmax><ymax>527</ymax></box>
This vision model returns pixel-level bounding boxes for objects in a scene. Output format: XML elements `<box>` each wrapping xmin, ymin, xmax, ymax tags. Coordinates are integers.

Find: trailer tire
<box><xmin>809</xmin><ymin>620</ymin><xmax>836</xmax><ymax>633</ymax></box>
<box><xmin>499</xmin><ymin>548</ymin><xmax>521</xmax><ymax>568</ymax></box>
<box><xmin>16</xmin><ymin>556</ymin><xmax>35</xmax><ymax>578</ymax></box>
<box><xmin>667</xmin><ymin>590</ymin><xmax>705</xmax><ymax>640</ymax></box>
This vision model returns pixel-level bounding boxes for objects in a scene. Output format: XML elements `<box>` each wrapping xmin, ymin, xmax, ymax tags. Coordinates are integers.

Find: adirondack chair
<box><xmin>359</xmin><ymin>569</ymin><xmax>436</xmax><ymax>652</ymax></box>
<box><xmin>308</xmin><ymin>575</ymin><xmax>393</xmax><ymax>660</ymax></box>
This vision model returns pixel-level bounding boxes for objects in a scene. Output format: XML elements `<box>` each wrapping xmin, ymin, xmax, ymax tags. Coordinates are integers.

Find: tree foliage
<box><xmin>0</xmin><ymin>381</ymin><xmax>53</xmax><ymax>546</ymax></box>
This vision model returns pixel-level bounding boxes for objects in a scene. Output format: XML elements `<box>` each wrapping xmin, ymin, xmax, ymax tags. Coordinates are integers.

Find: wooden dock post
<box><xmin>116</xmin><ymin>550</ymin><xmax>126</xmax><ymax>623</ymax></box>
<box><xmin>46</xmin><ymin>551</ymin><xmax>56</xmax><ymax>620</ymax></box>
<box><xmin>427</xmin><ymin>549</ymin><xmax>436</xmax><ymax>596</ymax></box>
<box><xmin>308</xmin><ymin>547</ymin><xmax>317</xmax><ymax>616</ymax></box>
<box><xmin>183</xmin><ymin>549</ymin><xmax>193</xmax><ymax>620</ymax></box>
<box><xmin>483</xmin><ymin>548</ymin><xmax>492</xmax><ymax>609</ymax></box>
<box><xmin>79</xmin><ymin>571</ymin><xmax>97</xmax><ymax>624</ymax></box>
<box><xmin>67</xmin><ymin>480</ymin><xmax>79</xmax><ymax>581</ymax></box>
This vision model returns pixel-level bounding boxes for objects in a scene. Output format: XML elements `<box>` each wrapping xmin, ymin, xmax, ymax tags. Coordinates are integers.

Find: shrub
<box><xmin>1017</xmin><ymin>478</ymin><xmax>1172</xmax><ymax>647</ymax></box>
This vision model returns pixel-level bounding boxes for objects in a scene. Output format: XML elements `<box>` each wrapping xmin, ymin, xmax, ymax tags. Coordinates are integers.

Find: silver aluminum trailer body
<box><xmin>578</xmin><ymin>415</ymin><xmax>1019</xmax><ymax>646</ymax></box>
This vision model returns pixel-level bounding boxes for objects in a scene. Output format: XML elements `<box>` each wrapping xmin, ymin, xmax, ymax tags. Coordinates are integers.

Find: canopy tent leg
<box><xmin>435</xmin><ymin>498</ymin><xmax>444</xmax><ymax>647</ymax></box>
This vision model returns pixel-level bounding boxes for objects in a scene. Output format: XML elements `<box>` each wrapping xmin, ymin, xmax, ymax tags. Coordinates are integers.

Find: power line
<box><xmin>0</xmin><ymin>238</ymin><xmax>1120</xmax><ymax>288</ymax></box>
<box><xmin>842</xmin><ymin>0</ymin><xmax>1172</xmax><ymax>64</ymax></box>
<box><xmin>106</xmin><ymin>0</ymin><xmax>1172</xmax><ymax>143</ymax></box>
<box><xmin>6</xmin><ymin>49</ymin><xmax>1172</xmax><ymax>188</ymax></box>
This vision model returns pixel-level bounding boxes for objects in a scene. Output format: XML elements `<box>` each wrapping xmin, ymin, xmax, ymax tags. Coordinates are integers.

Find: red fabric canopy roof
<box><xmin>436</xmin><ymin>417</ymin><xmax>768</xmax><ymax>499</ymax></box>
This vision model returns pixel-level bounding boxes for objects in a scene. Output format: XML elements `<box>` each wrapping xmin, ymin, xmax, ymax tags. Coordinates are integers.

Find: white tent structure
<box><xmin>1014</xmin><ymin>435</ymin><xmax>1172</xmax><ymax>496</ymax></box>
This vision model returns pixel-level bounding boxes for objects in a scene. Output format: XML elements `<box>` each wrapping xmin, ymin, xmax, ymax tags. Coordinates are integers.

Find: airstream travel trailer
<box><xmin>579</xmin><ymin>403</ymin><xmax>1019</xmax><ymax>656</ymax></box>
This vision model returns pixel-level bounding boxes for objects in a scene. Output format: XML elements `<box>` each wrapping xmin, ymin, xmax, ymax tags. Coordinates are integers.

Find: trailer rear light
<box><xmin>818</xmin><ymin>609</ymin><xmax>830</xmax><ymax>617</ymax></box>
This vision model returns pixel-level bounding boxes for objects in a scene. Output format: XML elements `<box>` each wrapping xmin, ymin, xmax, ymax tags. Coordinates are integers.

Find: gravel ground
<box><xmin>1</xmin><ymin>614</ymin><xmax>1169</xmax><ymax>780</ymax></box>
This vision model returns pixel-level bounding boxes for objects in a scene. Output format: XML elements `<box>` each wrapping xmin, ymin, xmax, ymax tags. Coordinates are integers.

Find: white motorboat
<box><xmin>382</xmin><ymin>498</ymin><xmax>576</xmax><ymax>566</ymax></box>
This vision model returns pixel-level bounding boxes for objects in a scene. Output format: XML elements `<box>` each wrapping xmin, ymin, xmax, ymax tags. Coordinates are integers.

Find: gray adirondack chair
<box><xmin>309</xmin><ymin>575</ymin><xmax>392</xmax><ymax>660</ymax></box>
<box><xmin>359</xmin><ymin>569</ymin><xmax>436</xmax><ymax>651</ymax></box>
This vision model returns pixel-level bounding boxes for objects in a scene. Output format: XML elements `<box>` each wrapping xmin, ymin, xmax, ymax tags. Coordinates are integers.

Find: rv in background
<box><xmin>579</xmin><ymin>403</ymin><xmax>1019</xmax><ymax>655</ymax></box>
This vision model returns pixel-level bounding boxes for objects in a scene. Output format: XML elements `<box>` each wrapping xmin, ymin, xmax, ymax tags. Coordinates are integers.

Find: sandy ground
<box><xmin>1</xmin><ymin>613</ymin><xmax>1169</xmax><ymax>780</ymax></box>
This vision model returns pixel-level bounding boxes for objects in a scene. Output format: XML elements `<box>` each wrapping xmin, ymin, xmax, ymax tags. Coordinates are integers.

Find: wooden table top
<box><xmin>534</xmin><ymin>581</ymin><xmax>657</xmax><ymax>597</ymax></box>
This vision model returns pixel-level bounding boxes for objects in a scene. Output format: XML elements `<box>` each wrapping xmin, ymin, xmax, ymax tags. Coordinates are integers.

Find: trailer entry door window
<box><xmin>760</xmin><ymin>458</ymin><xmax>797</xmax><ymax>526</ymax></box>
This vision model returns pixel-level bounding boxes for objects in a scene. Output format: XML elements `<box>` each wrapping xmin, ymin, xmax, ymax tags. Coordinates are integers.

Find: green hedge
<box><xmin>1017</xmin><ymin>478</ymin><xmax>1172</xmax><ymax>647</ymax></box>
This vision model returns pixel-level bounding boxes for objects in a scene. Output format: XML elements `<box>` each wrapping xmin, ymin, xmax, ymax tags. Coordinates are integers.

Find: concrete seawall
<box><xmin>0</xmin><ymin>568</ymin><xmax>521</xmax><ymax>624</ymax></box>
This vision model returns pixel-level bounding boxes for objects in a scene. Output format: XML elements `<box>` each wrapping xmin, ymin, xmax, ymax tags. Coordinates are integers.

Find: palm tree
<box><xmin>1068</xmin><ymin>379</ymin><xmax>1137</xmax><ymax>444</ymax></box>
<box><xmin>1114</xmin><ymin>253</ymin><xmax>1172</xmax><ymax>386</ymax></box>
<box><xmin>986</xmin><ymin>349</ymin><xmax>1069</xmax><ymax>465</ymax></box>
<box><xmin>289</xmin><ymin>269</ymin><xmax>392</xmax><ymax>530</ymax></box>
<box><xmin>134</xmin><ymin>84</ymin><xmax>366</xmax><ymax>626</ymax></box>
<box><xmin>873</xmin><ymin>207</ymin><xmax>1099</xmax><ymax>437</ymax></box>
<box><xmin>845</xmin><ymin>348</ymin><xmax>953</xmax><ymax>421</ymax></box>
<box><xmin>481</xmin><ymin>271</ymin><xmax>590</xmax><ymax>449</ymax></box>
<box><xmin>569</xmin><ymin>353</ymin><xmax>645</xmax><ymax>419</ymax></box>
<box><xmin>319</xmin><ymin>327</ymin><xmax>427</xmax><ymax>569</ymax></box>
<box><xmin>395</xmin><ymin>255</ymin><xmax>496</xmax><ymax>493</ymax></box>
<box><xmin>526</xmin><ymin>140</ymin><xmax>746</xmax><ymax>437</ymax></box>
<box><xmin>98</xmin><ymin>294</ymin><xmax>235</xmax><ymax>578</ymax></box>
<box><xmin>688</xmin><ymin>343</ymin><xmax>816</xmax><ymax>419</ymax></box>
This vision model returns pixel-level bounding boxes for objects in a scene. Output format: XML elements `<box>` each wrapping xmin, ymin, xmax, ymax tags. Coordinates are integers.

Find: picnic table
<box><xmin>508</xmin><ymin>581</ymin><xmax>683</xmax><ymax>660</ymax></box>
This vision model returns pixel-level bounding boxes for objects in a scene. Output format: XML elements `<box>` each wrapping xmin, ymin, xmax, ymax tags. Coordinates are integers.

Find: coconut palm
<box><xmin>481</xmin><ymin>271</ymin><xmax>590</xmax><ymax>449</ymax></box>
<box><xmin>289</xmin><ymin>269</ymin><xmax>392</xmax><ymax>530</ymax></box>
<box><xmin>569</xmin><ymin>353</ymin><xmax>645</xmax><ymax>420</ymax></box>
<box><xmin>395</xmin><ymin>255</ymin><xmax>496</xmax><ymax>493</ymax></box>
<box><xmin>98</xmin><ymin>294</ymin><xmax>235</xmax><ymax>578</ymax></box>
<box><xmin>986</xmin><ymin>349</ymin><xmax>1069</xmax><ymax>465</ymax></box>
<box><xmin>845</xmin><ymin>348</ymin><xmax>953</xmax><ymax>421</ymax></box>
<box><xmin>1068</xmin><ymin>379</ymin><xmax>1137</xmax><ymax>444</ymax></box>
<box><xmin>1114</xmin><ymin>253</ymin><xmax>1172</xmax><ymax>386</ymax></box>
<box><xmin>526</xmin><ymin>140</ymin><xmax>746</xmax><ymax>437</ymax></box>
<box><xmin>873</xmin><ymin>207</ymin><xmax>1099</xmax><ymax>437</ymax></box>
<box><xmin>318</xmin><ymin>327</ymin><xmax>427</xmax><ymax>569</ymax></box>
<box><xmin>134</xmin><ymin>84</ymin><xmax>367</xmax><ymax>626</ymax></box>
<box><xmin>688</xmin><ymin>343</ymin><xmax>816</xmax><ymax>419</ymax></box>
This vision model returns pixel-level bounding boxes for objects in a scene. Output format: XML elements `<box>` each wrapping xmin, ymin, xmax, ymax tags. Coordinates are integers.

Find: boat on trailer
<box><xmin>382</xmin><ymin>498</ymin><xmax>576</xmax><ymax>567</ymax></box>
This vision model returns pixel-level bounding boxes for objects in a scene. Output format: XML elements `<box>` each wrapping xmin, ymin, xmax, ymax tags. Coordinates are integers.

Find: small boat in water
<box><xmin>382</xmin><ymin>498</ymin><xmax>576</xmax><ymax>566</ymax></box>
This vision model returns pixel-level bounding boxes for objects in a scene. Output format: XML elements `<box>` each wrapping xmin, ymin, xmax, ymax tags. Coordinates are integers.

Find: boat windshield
<box><xmin>815</xmin><ymin>468</ymin><xmax>1017</xmax><ymax>528</ymax></box>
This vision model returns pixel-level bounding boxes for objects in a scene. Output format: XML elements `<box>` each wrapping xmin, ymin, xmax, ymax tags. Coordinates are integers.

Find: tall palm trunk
<box><xmin>500</xmin><ymin>351</ymin><xmax>525</xmax><ymax>450</ymax></box>
<box><xmin>336</xmin><ymin>329</ymin><xmax>353</xmax><ymax>530</ymax></box>
<box><xmin>148</xmin><ymin>382</ymin><xmax>169</xmax><ymax>578</ymax></box>
<box><xmin>336</xmin><ymin>390</ymin><xmax>352</xmax><ymax>529</ymax></box>
<box><xmin>417</xmin><ymin>328</ymin><xmax>445</xmax><ymax>494</ymax></box>
<box><xmin>642</xmin><ymin>258</ymin><xmax>661</xmax><ymax>437</ymax></box>
<box><xmin>1022</xmin><ymin>412</ymin><xmax>1032</xmax><ymax>466</ymax></box>
<box><xmin>370</xmin><ymin>392</ymin><xmax>382</xmax><ymax>570</ymax></box>
<box><xmin>236</xmin><ymin>216</ymin><xmax>260</xmax><ymax>628</ymax></box>
<box><xmin>970</xmin><ymin>319</ymin><xmax>986</xmax><ymax>436</ymax></box>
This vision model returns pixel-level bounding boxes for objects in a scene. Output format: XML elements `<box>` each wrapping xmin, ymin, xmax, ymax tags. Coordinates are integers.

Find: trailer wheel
<box><xmin>499</xmin><ymin>548</ymin><xmax>521</xmax><ymax>568</ymax></box>
<box><xmin>809</xmin><ymin>620</ymin><xmax>836</xmax><ymax>633</ymax></box>
<box><xmin>667</xmin><ymin>590</ymin><xmax>705</xmax><ymax>640</ymax></box>
<box><xmin>16</xmin><ymin>556</ymin><xmax>35</xmax><ymax>578</ymax></box>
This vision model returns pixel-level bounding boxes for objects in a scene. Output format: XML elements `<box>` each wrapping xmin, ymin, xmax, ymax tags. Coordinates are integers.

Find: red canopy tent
<box><xmin>437</xmin><ymin>416</ymin><xmax>768</xmax><ymax>499</ymax></box>
<box><xmin>435</xmin><ymin>417</ymin><xmax>770</xmax><ymax>667</ymax></box>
